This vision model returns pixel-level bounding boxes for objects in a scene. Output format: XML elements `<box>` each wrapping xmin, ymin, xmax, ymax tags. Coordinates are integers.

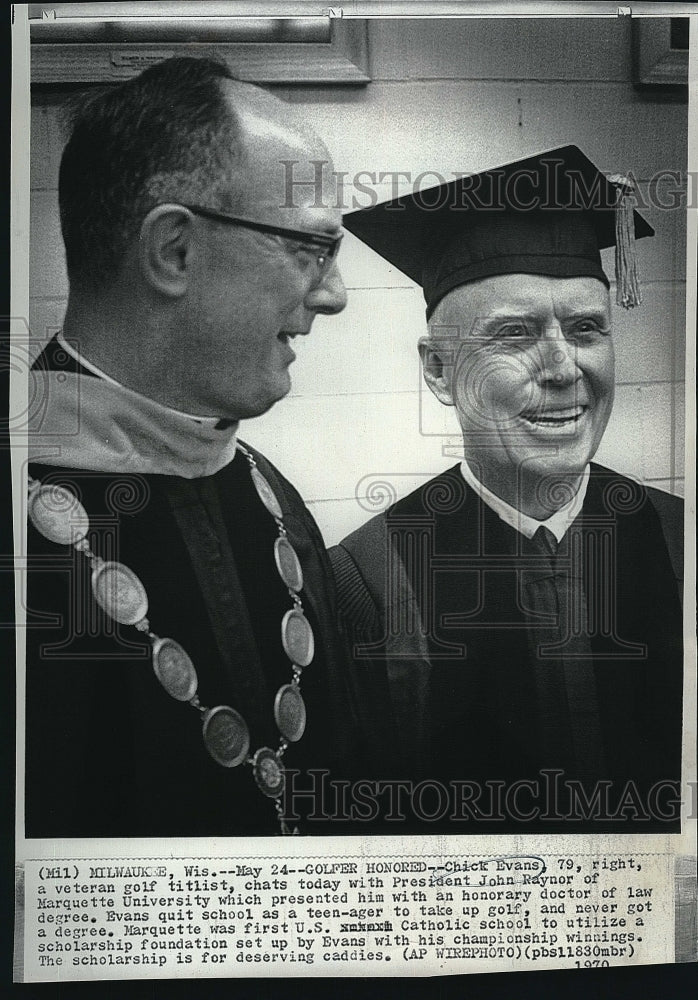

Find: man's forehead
<box><xmin>233</xmin><ymin>121</ymin><xmax>337</xmax><ymax>217</ymax></box>
<box><xmin>217</xmin><ymin>80</ymin><xmax>341</xmax><ymax>228</ymax></box>
<box><xmin>241</xmin><ymin>161</ymin><xmax>342</xmax><ymax>231</ymax></box>
<box><xmin>437</xmin><ymin>274</ymin><xmax>611</xmax><ymax>318</ymax></box>
<box><xmin>243</xmin><ymin>153</ymin><xmax>342</xmax><ymax>232</ymax></box>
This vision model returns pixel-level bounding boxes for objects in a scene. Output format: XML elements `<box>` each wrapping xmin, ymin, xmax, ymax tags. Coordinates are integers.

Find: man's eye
<box><xmin>569</xmin><ymin>320</ymin><xmax>610</xmax><ymax>337</ymax></box>
<box><xmin>289</xmin><ymin>242</ymin><xmax>325</xmax><ymax>266</ymax></box>
<box><xmin>496</xmin><ymin>323</ymin><xmax>532</xmax><ymax>340</ymax></box>
<box><xmin>289</xmin><ymin>240</ymin><xmax>322</xmax><ymax>254</ymax></box>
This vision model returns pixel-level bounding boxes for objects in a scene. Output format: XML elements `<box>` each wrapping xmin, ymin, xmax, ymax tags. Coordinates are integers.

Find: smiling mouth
<box><xmin>520</xmin><ymin>405</ymin><xmax>588</xmax><ymax>428</ymax></box>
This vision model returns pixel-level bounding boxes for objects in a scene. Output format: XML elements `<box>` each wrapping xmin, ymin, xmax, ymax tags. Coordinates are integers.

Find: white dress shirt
<box><xmin>460</xmin><ymin>459</ymin><xmax>590</xmax><ymax>543</ymax></box>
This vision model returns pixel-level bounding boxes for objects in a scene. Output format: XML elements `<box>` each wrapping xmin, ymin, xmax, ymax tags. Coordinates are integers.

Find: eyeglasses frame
<box><xmin>177</xmin><ymin>202</ymin><xmax>343</xmax><ymax>271</ymax></box>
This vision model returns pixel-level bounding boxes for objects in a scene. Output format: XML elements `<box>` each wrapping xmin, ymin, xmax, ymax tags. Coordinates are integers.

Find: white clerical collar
<box><xmin>57</xmin><ymin>332</ymin><xmax>230</xmax><ymax>428</ymax></box>
<box><xmin>30</xmin><ymin>336</ymin><xmax>239</xmax><ymax>478</ymax></box>
<box><xmin>460</xmin><ymin>459</ymin><xmax>590</xmax><ymax>543</ymax></box>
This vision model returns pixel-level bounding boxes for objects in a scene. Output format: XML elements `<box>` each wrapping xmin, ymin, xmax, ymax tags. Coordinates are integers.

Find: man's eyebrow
<box><xmin>559</xmin><ymin>309</ymin><xmax>611</xmax><ymax>324</ymax></box>
<box><xmin>315</xmin><ymin>222</ymin><xmax>343</xmax><ymax>237</ymax></box>
<box><xmin>288</xmin><ymin>223</ymin><xmax>342</xmax><ymax>242</ymax></box>
<box><xmin>303</xmin><ymin>211</ymin><xmax>343</xmax><ymax>236</ymax></box>
<box><xmin>474</xmin><ymin>310</ymin><xmax>540</xmax><ymax>325</ymax></box>
<box><xmin>473</xmin><ymin>307</ymin><xmax>611</xmax><ymax>324</ymax></box>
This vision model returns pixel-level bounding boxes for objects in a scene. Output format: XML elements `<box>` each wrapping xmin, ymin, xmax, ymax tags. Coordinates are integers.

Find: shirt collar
<box><xmin>460</xmin><ymin>459</ymin><xmax>590</xmax><ymax>543</ymax></box>
<box><xmin>56</xmin><ymin>332</ymin><xmax>230</xmax><ymax>428</ymax></box>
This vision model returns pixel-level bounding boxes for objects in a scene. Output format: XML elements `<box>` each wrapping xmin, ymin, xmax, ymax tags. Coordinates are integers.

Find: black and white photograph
<box><xmin>9</xmin><ymin>1</ymin><xmax>696</xmax><ymax>984</ymax></box>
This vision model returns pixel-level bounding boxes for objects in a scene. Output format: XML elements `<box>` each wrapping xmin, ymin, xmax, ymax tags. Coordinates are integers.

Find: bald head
<box><xmin>219</xmin><ymin>79</ymin><xmax>335</xmax><ymax>226</ymax></box>
<box><xmin>59</xmin><ymin>57</ymin><xmax>329</xmax><ymax>291</ymax></box>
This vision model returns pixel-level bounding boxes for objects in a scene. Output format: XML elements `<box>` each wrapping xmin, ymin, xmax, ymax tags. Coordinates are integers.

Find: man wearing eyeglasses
<box><xmin>24</xmin><ymin>57</ymin><xmax>358</xmax><ymax>837</ymax></box>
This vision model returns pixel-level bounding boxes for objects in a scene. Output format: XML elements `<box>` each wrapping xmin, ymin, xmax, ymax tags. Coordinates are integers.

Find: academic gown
<box><xmin>24</xmin><ymin>340</ymin><xmax>363</xmax><ymax>838</ymax></box>
<box><xmin>330</xmin><ymin>464</ymin><xmax>684</xmax><ymax>834</ymax></box>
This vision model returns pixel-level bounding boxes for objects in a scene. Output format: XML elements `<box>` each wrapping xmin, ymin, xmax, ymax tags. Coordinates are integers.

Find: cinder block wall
<box><xmin>29</xmin><ymin>18</ymin><xmax>687</xmax><ymax>545</ymax></box>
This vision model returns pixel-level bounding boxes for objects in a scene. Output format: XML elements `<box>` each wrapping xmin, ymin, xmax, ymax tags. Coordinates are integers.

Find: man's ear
<box><xmin>419</xmin><ymin>336</ymin><xmax>455</xmax><ymax>406</ymax></box>
<box><xmin>138</xmin><ymin>204</ymin><xmax>193</xmax><ymax>297</ymax></box>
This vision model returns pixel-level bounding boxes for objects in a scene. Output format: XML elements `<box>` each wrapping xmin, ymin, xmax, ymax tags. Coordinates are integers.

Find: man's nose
<box><xmin>304</xmin><ymin>261</ymin><xmax>347</xmax><ymax>315</ymax></box>
<box><xmin>537</xmin><ymin>328</ymin><xmax>581</xmax><ymax>387</ymax></box>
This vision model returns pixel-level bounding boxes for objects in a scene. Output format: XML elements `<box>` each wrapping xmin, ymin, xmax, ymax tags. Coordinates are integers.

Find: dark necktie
<box><xmin>532</xmin><ymin>525</ymin><xmax>558</xmax><ymax>557</ymax></box>
<box><xmin>522</xmin><ymin>524</ymin><xmax>606</xmax><ymax>780</ymax></box>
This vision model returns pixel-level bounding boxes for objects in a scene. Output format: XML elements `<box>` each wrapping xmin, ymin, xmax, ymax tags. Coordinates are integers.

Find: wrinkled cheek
<box><xmin>601</xmin><ymin>378</ymin><xmax>616</xmax><ymax>425</ymax></box>
<box><xmin>453</xmin><ymin>352</ymin><xmax>533</xmax><ymax>432</ymax></box>
<box><xmin>591</xmin><ymin>396</ymin><xmax>615</xmax><ymax>452</ymax></box>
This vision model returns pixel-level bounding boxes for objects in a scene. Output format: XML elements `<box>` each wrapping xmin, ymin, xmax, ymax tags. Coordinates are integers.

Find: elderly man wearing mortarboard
<box><xmin>331</xmin><ymin>146</ymin><xmax>684</xmax><ymax>833</ymax></box>
<box><xmin>24</xmin><ymin>57</ymin><xmax>360</xmax><ymax>838</ymax></box>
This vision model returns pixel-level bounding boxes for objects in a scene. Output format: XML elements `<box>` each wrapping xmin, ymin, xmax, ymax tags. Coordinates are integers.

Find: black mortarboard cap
<box><xmin>343</xmin><ymin>145</ymin><xmax>653</xmax><ymax>319</ymax></box>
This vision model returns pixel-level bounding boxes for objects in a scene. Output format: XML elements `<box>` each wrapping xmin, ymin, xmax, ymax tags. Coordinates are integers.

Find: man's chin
<box><xmin>233</xmin><ymin>379</ymin><xmax>292</xmax><ymax>421</ymax></box>
<box><xmin>478</xmin><ymin>447</ymin><xmax>591</xmax><ymax>510</ymax></box>
<box><xmin>525</xmin><ymin>452</ymin><xmax>593</xmax><ymax>480</ymax></box>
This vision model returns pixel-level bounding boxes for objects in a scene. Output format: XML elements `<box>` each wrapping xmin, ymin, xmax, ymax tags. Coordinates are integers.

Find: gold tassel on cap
<box><xmin>608</xmin><ymin>173</ymin><xmax>642</xmax><ymax>309</ymax></box>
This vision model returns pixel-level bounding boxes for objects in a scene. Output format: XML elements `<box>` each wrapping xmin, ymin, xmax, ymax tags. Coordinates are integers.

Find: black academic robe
<box><xmin>25</xmin><ymin>449</ymin><xmax>365</xmax><ymax>838</ymax></box>
<box><xmin>24</xmin><ymin>341</ymin><xmax>363</xmax><ymax>837</ymax></box>
<box><xmin>331</xmin><ymin>464</ymin><xmax>684</xmax><ymax>834</ymax></box>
